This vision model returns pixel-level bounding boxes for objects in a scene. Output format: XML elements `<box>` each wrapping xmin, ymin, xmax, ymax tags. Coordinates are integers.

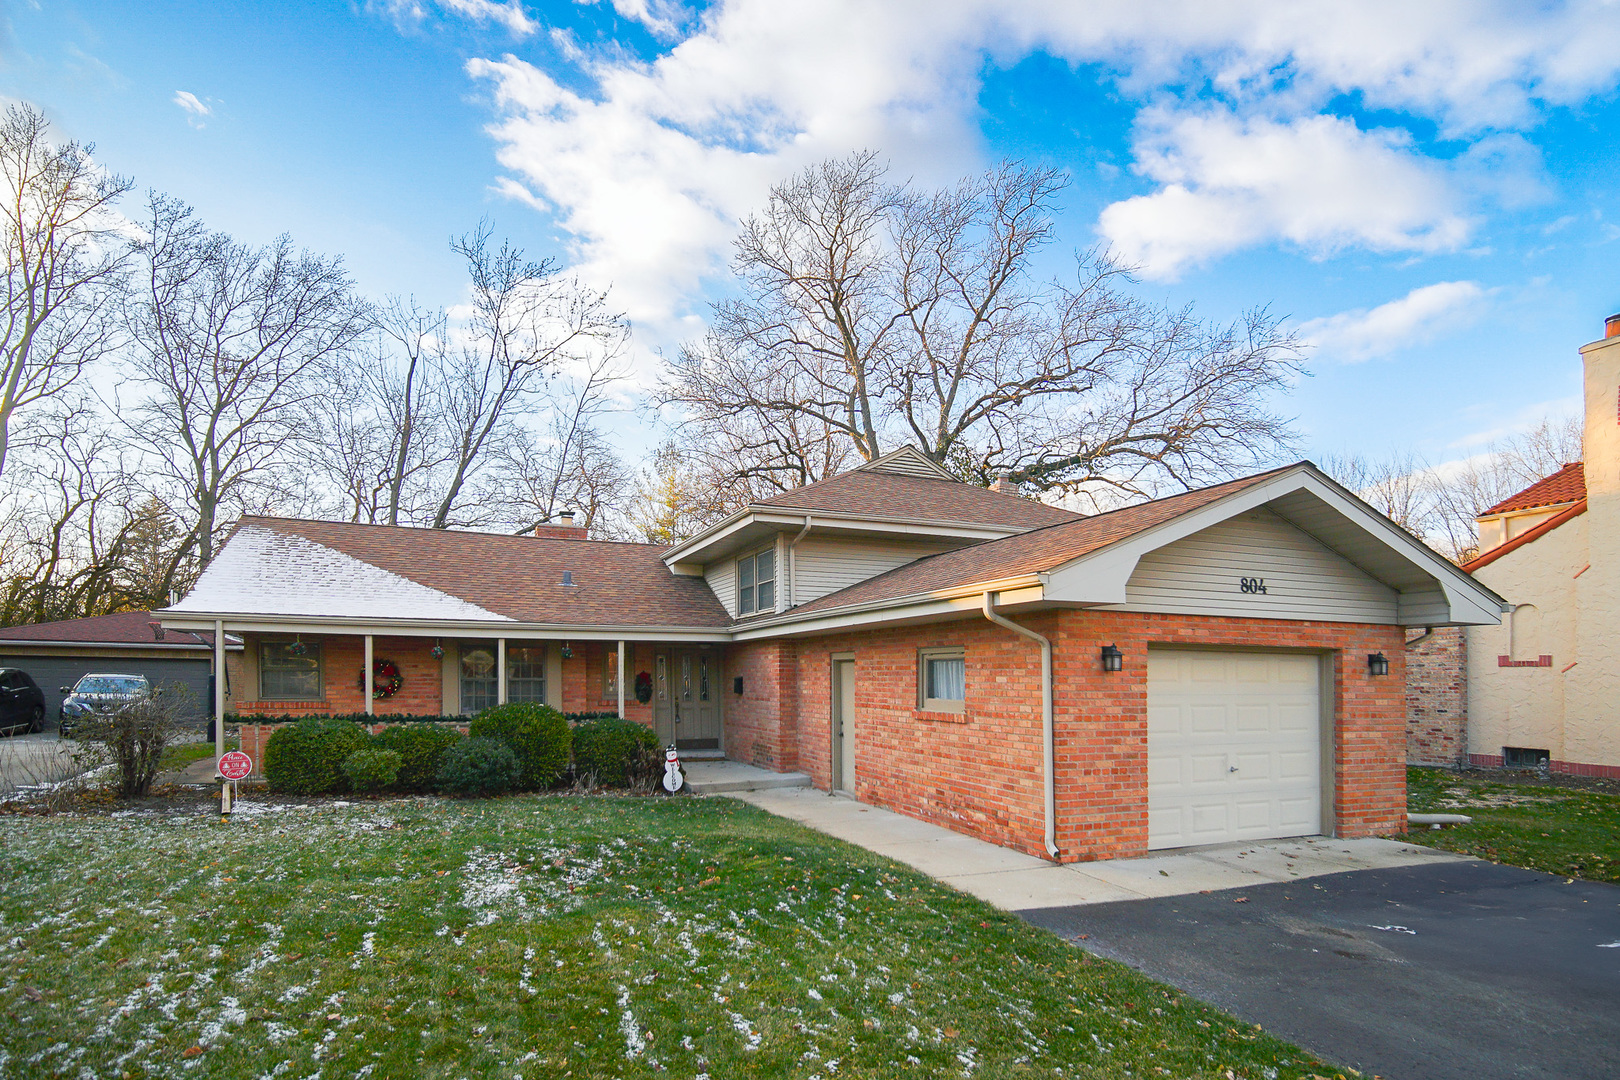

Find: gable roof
<box><xmin>168</xmin><ymin>518</ymin><xmax>732</xmax><ymax>629</ymax></box>
<box><xmin>0</xmin><ymin>610</ymin><xmax>238</xmax><ymax>648</ymax></box>
<box><xmin>1483</xmin><ymin>462</ymin><xmax>1586</xmax><ymax>515</ymax></box>
<box><xmin>779</xmin><ymin>469</ymin><xmax>1288</xmax><ymax>617</ymax></box>
<box><xmin>751</xmin><ymin>469</ymin><xmax>1080</xmax><ymax>529</ymax></box>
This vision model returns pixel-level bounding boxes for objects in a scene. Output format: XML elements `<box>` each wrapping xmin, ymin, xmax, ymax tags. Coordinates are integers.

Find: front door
<box><xmin>652</xmin><ymin>649</ymin><xmax>722</xmax><ymax>751</ymax></box>
<box><xmin>832</xmin><ymin>658</ymin><xmax>855</xmax><ymax>794</ymax></box>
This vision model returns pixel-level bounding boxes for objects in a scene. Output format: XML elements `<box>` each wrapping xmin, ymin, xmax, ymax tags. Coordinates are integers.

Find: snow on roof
<box><xmin>168</xmin><ymin>524</ymin><xmax>512</xmax><ymax>622</ymax></box>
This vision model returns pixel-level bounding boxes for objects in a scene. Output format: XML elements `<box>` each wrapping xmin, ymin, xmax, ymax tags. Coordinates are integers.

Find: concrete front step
<box><xmin>682</xmin><ymin>759</ymin><xmax>812</xmax><ymax>795</ymax></box>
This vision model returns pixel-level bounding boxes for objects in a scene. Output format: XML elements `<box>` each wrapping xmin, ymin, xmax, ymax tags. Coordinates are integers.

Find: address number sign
<box><xmin>1238</xmin><ymin>576</ymin><xmax>1268</xmax><ymax>595</ymax></box>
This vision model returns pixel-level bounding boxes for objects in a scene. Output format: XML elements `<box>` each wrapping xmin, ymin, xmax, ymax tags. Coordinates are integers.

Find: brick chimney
<box><xmin>989</xmin><ymin>473</ymin><xmax>1015</xmax><ymax>495</ymax></box>
<box><xmin>533</xmin><ymin>510</ymin><xmax>588</xmax><ymax>540</ymax></box>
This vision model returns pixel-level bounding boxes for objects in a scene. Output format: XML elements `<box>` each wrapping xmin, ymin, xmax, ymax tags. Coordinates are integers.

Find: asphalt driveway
<box><xmin>1020</xmin><ymin>860</ymin><xmax>1620</xmax><ymax>1080</ymax></box>
<box><xmin>0</xmin><ymin>731</ymin><xmax>81</xmax><ymax>795</ymax></box>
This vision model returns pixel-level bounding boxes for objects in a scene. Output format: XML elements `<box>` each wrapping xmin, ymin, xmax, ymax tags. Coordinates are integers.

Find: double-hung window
<box><xmin>261</xmin><ymin>641</ymin><xmax>322</xmax><ymax>701</ymax></box>
<box><xmin>918</xmin><ymin>647</ymin><xmax>966</xmax><ymax>713</ymax></box>
<box><xmin>736</xmin><ymin>546</ymin><xmax>776</xmax><ymax>616</ymax></box>
<box><xmin>507</xmin><ymin>646</ymin><xmax>547</xmax><ymax>703</ymax></box>
<box><xmin>460</xmin><ymin>648</ymin><xmax>497</xmax><ymax>714</ymax></box>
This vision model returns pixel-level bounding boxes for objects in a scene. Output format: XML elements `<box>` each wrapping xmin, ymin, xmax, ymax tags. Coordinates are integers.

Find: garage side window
<box><xmin>260</xmin><ymin>641</ymin><xmax>322</xmax><ymax>701</ymax></box>
<box><xmin>918</xmin><ymin>647</ymin><xmax>966</xmax><ymax>713</ymax></box>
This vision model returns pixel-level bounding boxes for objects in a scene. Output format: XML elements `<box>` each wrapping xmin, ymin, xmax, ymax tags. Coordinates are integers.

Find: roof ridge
<box><xmin>239</xmin><ymin>515</ymin><xmax>670</xmax><ymax>550</ymax></box>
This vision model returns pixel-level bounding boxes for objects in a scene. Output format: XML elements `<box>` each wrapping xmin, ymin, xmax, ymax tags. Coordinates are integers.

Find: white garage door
<box><xmin>1147</xmin><ymin>649</ymin><xmax>1322</xmax><ymax>850</ymax></box>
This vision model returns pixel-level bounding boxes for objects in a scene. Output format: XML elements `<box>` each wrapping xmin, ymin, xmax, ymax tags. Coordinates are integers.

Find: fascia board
<box><xmin>1043</xmin><ymin>467</ymin><xmax>1507</xmax><ymax>625</ymax></box>
<box><xmin>0</xmin><ymin>640</ymin><xmax>245</xmax><ymax>652</ymax></box>
<box><xmin>663</xmin><ymin>507</ymin><xmax>1027</xmax><ymax>568</ymax></box>
<box><xmin>729</xmin><ymin>575</ymin><xmax>1045</xmax><ymax>640</ymax></box>
<box><xmin>156</xmin><ymin>612</ymin><xmax>732</xmax><ymax>642</ymax></box>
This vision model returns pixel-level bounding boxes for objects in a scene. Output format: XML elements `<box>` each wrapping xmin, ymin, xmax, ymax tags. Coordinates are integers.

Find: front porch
<box><xmin>228</xmin><ymin>631</ymin><xmax>732</xmax><ymax>752</ymax></box>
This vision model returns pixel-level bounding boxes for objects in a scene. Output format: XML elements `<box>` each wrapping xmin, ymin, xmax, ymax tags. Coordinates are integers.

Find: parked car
<box><xmin>0</xmin><ymin>668</ymin><xmax>47</xmax><ymax>736</ymax></box>
<box><xmin>58</xmin><ymin>673</ymin><xmax>152</xmax><ymax>737</ymax></box>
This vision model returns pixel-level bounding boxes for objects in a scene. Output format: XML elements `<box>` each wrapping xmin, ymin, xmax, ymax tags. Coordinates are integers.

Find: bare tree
<box><xmin>661</xmin><ymin>153</ymin><xmax>1305</xmax><ymax>500</ymax></box>
<box><xmin>427</xmin><ymin>222</ymin><xmax>628</xmax><ymax>529</ymax></box>
<box><xmin>123</xmin><ymin>194</ymin><xmax>369</xmax><ymax>585</ymax></box>
<box><xmin>628</xmin><ymin>441</ymin><xmax>740</xmax><ymax>544</ymax></box>
<box><xmin>0</xmin><ymin>103</ymin><xmax>132</xmax><ymax>477</ymax></box>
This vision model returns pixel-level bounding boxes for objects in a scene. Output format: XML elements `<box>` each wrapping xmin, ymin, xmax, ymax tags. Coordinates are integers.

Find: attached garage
<box><xmin>1147</xmin><ymin>648</ymin><xmax>1325</xmax><ymax>849</ymax></box>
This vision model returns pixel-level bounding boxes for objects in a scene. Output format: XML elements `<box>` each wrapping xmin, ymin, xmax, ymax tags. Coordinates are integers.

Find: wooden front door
<box><xmin>652</xmin><ymin>649</ymin><xmax>722</xmax><ymax>750</ymax></box>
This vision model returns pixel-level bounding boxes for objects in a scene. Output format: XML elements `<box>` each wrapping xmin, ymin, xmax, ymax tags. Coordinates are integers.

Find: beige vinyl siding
<box><xmin>792</xmin><ymin>536</ymin><xmax>962</xmax><ymax>606</ymax></box>
<box><xmin>705</xmin><ymin>559</ymin><xmax>737</xmax><ymax>618</ymax></box>
<box><xmin>1106</xmin><ymin>509</ymin><xmax>1399</xmax><ymax>623</ymax></box>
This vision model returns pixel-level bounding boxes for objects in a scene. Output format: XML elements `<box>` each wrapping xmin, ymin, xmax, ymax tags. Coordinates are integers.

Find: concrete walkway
<box><xmin>730</xmin><ymin>784</ymin><xmax>1469</xmax><ymax>910</ymax></box>
<box><xmin>683</xmin><ymin>758</ymin><xmax>811</xmax><ymax>794</ymax></box>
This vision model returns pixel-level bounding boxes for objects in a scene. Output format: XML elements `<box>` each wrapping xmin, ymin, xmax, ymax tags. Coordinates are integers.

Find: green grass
<box><xmin>0</xmin><ymin>795</ymin><xmax>1335</xmax><ymax>1080</ymax></box>
<box><xmin>1401</xmin><ymin>766</ymin><xmax>1620</xmax><ymax>882</ymax></box>
<box><xmin>157</xmin><ymin>739</ymin><xmax>233</xmax><ymax>774</ymax></box>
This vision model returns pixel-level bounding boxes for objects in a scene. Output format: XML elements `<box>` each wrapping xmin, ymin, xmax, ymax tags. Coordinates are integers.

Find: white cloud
<box><xmin>459</xmin><ymin>0</ymin><xmax>1620</xmax><ymax>358</ymax></box>
<box><xmin>370</xmin><ymin>0</ymin><xmax>537</xmax><ymax>37</ymax></box>
<box><xmin>1299</xmin><ymin>281</ymin><xmax>1490</xmax><ymax>362</ymax></box>
<box><xmin>172</xmin><ymin>90</ymin><xmax>212</xmax><ymax>128</ymax></box>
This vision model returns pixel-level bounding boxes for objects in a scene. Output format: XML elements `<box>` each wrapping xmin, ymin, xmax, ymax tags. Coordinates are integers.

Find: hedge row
<box><xmin>261</xmin><ymin>707</ymin><xmax>662</xmax><ymax>796</ymax></box>
<box><xmin>240</xmin><ymin>710</ymin><xmax>622</xmax><ymax>726</ymax></box>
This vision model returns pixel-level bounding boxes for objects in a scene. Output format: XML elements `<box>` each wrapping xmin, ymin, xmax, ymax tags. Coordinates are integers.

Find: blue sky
<box><xmin>7</xmin><ymin>0</ymin><xmax>1620</xmax><ymax>471</ymax></box>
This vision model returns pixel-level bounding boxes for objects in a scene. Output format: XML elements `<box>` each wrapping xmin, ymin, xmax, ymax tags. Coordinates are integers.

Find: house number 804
<box><xmin>1239</xmin><ymin>577</ymin><xmax>1268</xmax><ymax>594</ymax></box>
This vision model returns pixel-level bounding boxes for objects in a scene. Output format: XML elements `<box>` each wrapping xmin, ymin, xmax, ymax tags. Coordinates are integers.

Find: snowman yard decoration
<box><xmin>662</xmin><ymin>744</ymin><xmax>685</xmax><ymax>794</ymax></box>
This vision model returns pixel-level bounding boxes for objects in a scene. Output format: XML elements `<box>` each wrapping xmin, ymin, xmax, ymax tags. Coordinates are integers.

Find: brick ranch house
<box><xmin>158</xmin><ymin>447</ymin><xmax>1505</xmax><ymax>863</ymax></box>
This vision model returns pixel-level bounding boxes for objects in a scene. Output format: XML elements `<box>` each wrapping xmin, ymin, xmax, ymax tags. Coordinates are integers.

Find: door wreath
<box><xmin>634</xmin><ymin>671</ymin><xmax>653</xmax><ymax>704</ymax></box>
<box><xmin>372</xmin><ymin>658</ymin><xmax>403</xmax><ymax>700</ymax></box>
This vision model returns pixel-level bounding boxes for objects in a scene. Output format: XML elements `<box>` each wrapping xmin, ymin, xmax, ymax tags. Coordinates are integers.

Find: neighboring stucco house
<box><xmin>0</xmin><ymin>610</ymin><xmax>242</xmax><ymax>723</ymax></box>
<box><xmin>1457</xmin><ymin>315</ymin><xmax>1620</xmax><ymax>778</ymax></box>
<box><xmin>158</xmin><ymin>448</ymin><xmax>1503</xmax><ymax>862</ymax></box>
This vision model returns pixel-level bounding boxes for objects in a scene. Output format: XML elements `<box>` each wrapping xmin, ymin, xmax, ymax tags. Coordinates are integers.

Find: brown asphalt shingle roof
<box><xmin>235</xmin><ymin>518</ymin><xmax>734</xmax><ymax>628</ymax></box>
<box><xmin>781</xmin><ymin>468</ymin><xmax>1292</xmax><ymax>617</ymax></box>
<box><xmin>752</xmin><ymin>470</ymin><xmax>1080</xmax><ymax>529</ymax></box>
<box><xmin>1483</xmin><ymin>462</ymin><xmax>1586</xmax><ymax>515</ymax></box>
<box><xmin>0</xmin><ymin>610</ymin><xmax>230</xmax><ymax>647</ymax></box>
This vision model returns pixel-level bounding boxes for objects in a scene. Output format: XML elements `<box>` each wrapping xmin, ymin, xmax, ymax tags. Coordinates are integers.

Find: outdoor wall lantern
<box><xmin>1101</xmin><ymin>644</ymin><xmax>1123</xmax><ymax>673</ymax></box>
<box><xmin>1367</xmin><ymin>652</ymin><xmax>1389</xmax><ymax>677</ymax></box>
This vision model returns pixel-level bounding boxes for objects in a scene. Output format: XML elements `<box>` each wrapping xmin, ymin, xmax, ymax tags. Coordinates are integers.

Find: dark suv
<box><xmin>58</xmin><ymin>673</ymin><xmax>152</xmax><ymax>737</ymax></box>
<box><xmin>0</xmin><ymin>668</ymin><xmax>47</xmax><ymax>736</ymax></box>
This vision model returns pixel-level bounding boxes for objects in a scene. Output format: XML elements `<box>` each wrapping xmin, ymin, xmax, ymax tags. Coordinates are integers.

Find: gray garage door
<box><xmin>0</xmin><ymin>656</ymin><xmax>213</xmax><ymax>726</ymax></box>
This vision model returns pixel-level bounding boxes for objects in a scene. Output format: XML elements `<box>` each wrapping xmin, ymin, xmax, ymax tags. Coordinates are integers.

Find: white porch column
<box><xmin>364</xmin><ymin>635</ymin><xmax>374</xmax><ymax>716</ymax></box>
<box><xmin>497</xmin><ymin>638</ymin><xmax>508</xmax><ymax>705</ymax></box>
<box><xmin>214</xmin><ymin>619</ymin><xmax>226</xmax><ymax>771</ymax></box>
<box><xmin>617</xmin><ymin>640</ymin><xmax>626</xmax><ymax>720</ymax></box>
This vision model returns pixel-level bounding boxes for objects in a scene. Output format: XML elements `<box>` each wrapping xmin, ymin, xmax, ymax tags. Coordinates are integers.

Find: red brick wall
<box><xmin>730</xmin><ymin>611</ymin><xmax>1408</xmax><ymax>863</ymax></box>
<box><xmin>234</xmin><ymin>635</ymin><xmax>445</xmax><ymax>717</ymax></box>
<box><xmin>1405</xmin><ymin>626</ymin><xmax>1467</xmax><ymax>766</ymax></box>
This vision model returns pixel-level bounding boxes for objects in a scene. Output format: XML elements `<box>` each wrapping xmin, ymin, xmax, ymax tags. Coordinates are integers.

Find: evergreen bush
<box><xmin>469</xmin><ymin>703</ymin><xmax>571</xmax><ymax>790</ymax></box>
<box><xmin>436</xmin><ymin>737</ymin><xmax>521</xmax><ymax>796</ymax></box>
<box><xmin>341</xmin><ymin>748</ymin><xmax>402</xmax><ymax>792</ymax></box>
<box><xmin>572</xmin><ymin>716</ymin><xmax>659</xmax><ymax>787</ymax></box>
<box><xmin>263</xmin><ymin>717</ymin><xmax>369</xmax><ymax>794</ymax></box>
<box><xmin>371</xmin><ymin>725</ymin><xmax>462</xmax><ymax>790</ymax></box>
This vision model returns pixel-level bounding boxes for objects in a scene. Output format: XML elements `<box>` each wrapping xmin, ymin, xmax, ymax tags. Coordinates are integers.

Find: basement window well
<box><xmin>1502</xmin><ymin>746</ymin><xmax>1550</xmax><ymax>770</ymax></box>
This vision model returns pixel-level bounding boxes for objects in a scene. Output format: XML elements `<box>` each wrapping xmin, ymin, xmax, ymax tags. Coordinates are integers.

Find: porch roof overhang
<box><xmin>155</xmin><ymin>611</ymin><xmax>732</xmax><ymax>643</ymax></box>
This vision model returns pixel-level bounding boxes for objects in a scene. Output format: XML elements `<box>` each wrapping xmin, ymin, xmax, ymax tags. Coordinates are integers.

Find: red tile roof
<box><xmin>232</xmin><ymin>518</ymin><xmax>734</xmax><ymax>628</ymax></box>
<box><xmin>752</xmin><ymin>470</ymin><xmax>1080</xmax><ymax>529</ymax></box>
<box><xmin>1484</xmin><ymin>462</ymin><xmax>1586</xmax><ymax>515</ymax></box>
<box><xmin>1462</xmin><ymin>498</ymin><xmax>1588</xmax><ymax>572</ymax></box>
<box><xmin>782</xmin><ymin>468</ymin><xmax>1292</xmax><ymax>617</ymax></box>
<box><xmin>0</xmin><ymin>610</ymin><xmax>230</xmax><ymax>647</ymax></box>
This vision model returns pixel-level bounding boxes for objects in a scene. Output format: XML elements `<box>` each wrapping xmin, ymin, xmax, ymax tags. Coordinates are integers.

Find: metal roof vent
<box><xmin>561</xmin><ymin>570</ymin><xmax>576</xmax><ymax>587</ymax></box>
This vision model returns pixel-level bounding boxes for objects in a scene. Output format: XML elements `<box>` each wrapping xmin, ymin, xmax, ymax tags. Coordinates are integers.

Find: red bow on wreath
<box><xmin>371</xmin><ymin>658</ymin><xmax>403</xmax><ymax>699</ymax></box>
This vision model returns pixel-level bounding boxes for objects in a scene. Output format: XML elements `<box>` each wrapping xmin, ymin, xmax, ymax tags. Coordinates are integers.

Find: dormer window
<box><xmin>737</xmin><ymin>546</ymin><xmax>776</xmax><ymax>615</ymax></box>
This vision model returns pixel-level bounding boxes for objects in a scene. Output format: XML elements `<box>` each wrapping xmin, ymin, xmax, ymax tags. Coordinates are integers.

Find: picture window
<box><xmin>261</xmin><ymin>640</ymin><xmax>322</xmax><ymax>701</ymax></box>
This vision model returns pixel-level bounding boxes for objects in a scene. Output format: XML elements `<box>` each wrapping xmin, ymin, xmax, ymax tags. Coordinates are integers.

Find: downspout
<box><xmin>982</xmin><ymin>592</ymin><xmax>1059</xmax><ymax>860</ymax></box>
<box><xmin>788</xmin><ymin>515</ymin><xmax>813</xmax><ymax>609</ymax></box>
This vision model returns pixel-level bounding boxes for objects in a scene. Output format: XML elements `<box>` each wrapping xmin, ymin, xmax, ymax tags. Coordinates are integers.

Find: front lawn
<box><xmin>0</xmin><ymin>795</ymin><xmax>1333</xmax><ymax>1079</ymax></box>
<box><xmin>1402</xmin><ymin>766</ymin><xmax>1620</xmax><ymax>883</ymax></box>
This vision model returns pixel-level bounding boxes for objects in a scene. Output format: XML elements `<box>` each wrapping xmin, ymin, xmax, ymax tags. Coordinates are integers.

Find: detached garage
<box><xmin>0</xmin><ymin>611</ymin><xmax>241</xmax><ymax>725</ymax></box>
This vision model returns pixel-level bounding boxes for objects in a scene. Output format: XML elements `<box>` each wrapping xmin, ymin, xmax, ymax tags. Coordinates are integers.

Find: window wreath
<box><xmin>371</xmin><ymin>658</ymin><xmax>403</xmax><ymax>700</ymax></box>
<box><xmin>634</xmin><ymin>670</ymin><xmax>653</xmax><ymax>704</ymax></box>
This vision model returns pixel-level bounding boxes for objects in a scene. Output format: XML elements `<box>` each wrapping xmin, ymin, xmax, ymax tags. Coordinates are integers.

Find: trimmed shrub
<box><xmin>572</xmin><ymin>716</ymin><xmax>659</xmax><ymax>787</ymax></box>
<box><xmin>245</xmin><ymin>712</ymin><xmax>464</xmax><ymax>726</ymax></box>
<box><xmin>371</xmin><ymin>725</ymin><xmax>462</xmax><ymax>791</ymax></box>
<box><xmin>263</xmin><ymin>717</ymin><xmax>368</xmax><ymax>794</ymax></box>
<box><xmin>436</xmin><ymin>737</ymin><xmax>521</xmax><ymax>796</ymax></box>
<box><xmin>342</xmin><ymin>748</ymin><xmax>402</xmax><ymax>792</ymax></box>
<box><xmin>469</xmin><ymin>703</ymin><xmax>571</xmax><ymax>790</ymax></box>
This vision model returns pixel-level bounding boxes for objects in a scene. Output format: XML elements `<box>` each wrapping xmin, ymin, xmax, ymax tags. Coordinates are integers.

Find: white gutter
<box><xmin>787</xmin><ymin>514</ymin><xmax>813</xmax><ymax>607</ymax></box>
<box><xmin>981</xmin><ymin>591</ymin><xmax>1059</xmax><ymax>861</ymax></box>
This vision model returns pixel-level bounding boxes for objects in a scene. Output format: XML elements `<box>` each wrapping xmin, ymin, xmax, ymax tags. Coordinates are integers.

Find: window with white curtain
<box><xmin>918</xmin><ymin>647</ymin><xmax>966</xmax><ymax>713</ymax></box>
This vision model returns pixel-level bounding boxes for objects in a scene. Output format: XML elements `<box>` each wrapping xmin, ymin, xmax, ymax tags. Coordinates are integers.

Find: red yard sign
<box><xmin>218</xmin><ymin>751</ymin><xmax>253</xmax><ymax>781</ymax></box>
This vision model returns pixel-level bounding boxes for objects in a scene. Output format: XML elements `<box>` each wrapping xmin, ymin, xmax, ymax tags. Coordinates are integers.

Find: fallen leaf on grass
<box><xmin>1232</xmin><ymin>897</ymin><xmax>1249</xmax><ymax>903</ymax></box>
<box><xmin>181</xmin><ymin>1046</ymin><xmax>203</xmax><ymax>1058</ymax></box>
<box><xmin>21</xmin><ymin>987</ymin><xmax>43</xmax><ymax>1001</ymax></box>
